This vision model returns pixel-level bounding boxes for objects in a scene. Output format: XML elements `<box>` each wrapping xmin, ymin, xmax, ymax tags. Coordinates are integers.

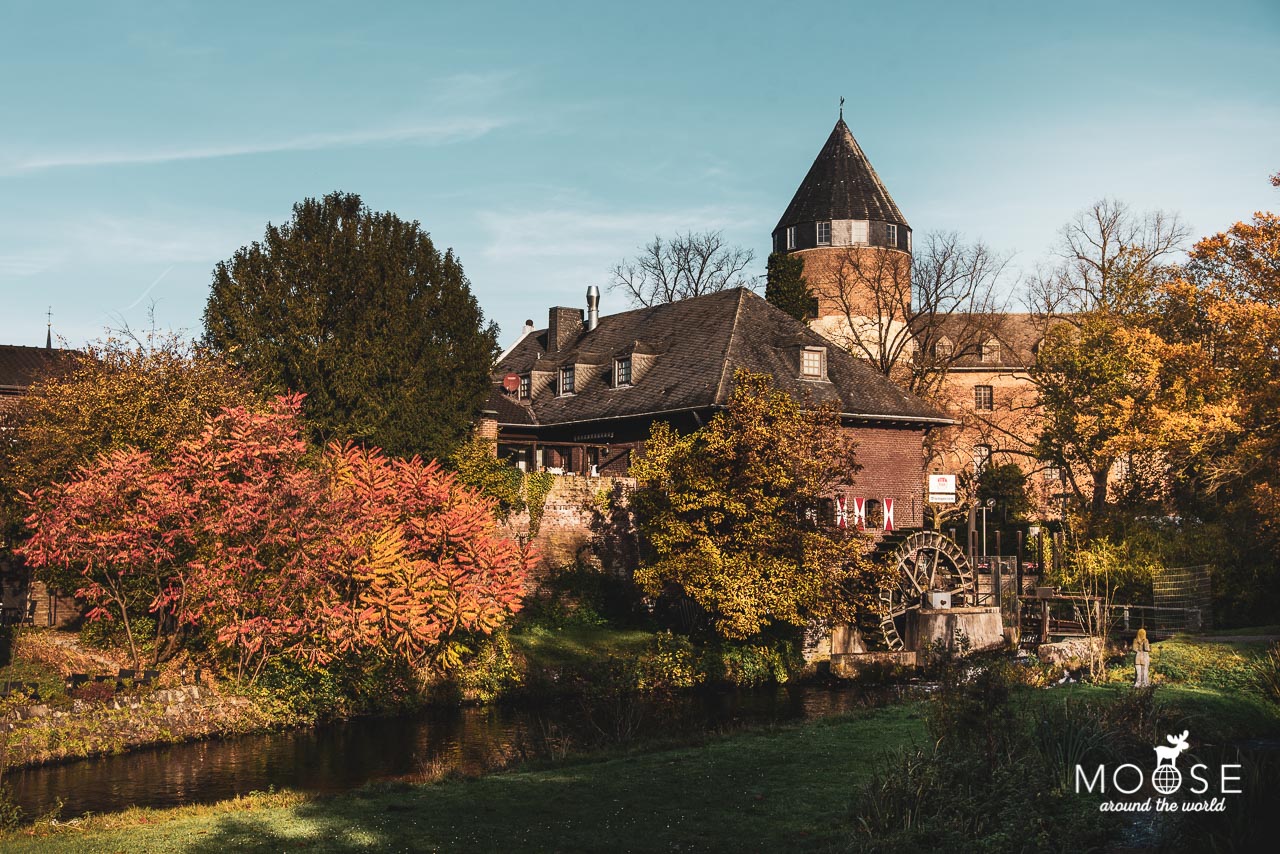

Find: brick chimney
<box><xmin>547</xmin><ymin>306</ymin><xmax>584</xmax><ymax>353</ymax></box>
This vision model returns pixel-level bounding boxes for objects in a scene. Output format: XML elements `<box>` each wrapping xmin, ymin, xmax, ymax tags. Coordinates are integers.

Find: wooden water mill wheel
<box><xmin>877</xmin><ymin>530</ymin><xmax>975</xmax><ymax>651</ymax></box>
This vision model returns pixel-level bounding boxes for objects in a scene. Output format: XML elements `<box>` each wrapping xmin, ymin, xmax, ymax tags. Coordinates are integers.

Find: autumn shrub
<box><xmin>20</xmin><ymin>395</ymin><xmax>532</xmax><ymax>688</ymax></box>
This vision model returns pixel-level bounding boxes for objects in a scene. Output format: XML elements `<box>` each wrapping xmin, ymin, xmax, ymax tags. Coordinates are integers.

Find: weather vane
<box><xmin>839</xmin><ymin>96</ymin><xmax>845</xmax><ymax>119</ymax></box>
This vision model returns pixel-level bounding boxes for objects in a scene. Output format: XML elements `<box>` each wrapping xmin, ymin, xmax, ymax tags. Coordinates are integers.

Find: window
<box><xmin>982</xmin><ymin>339</ymin><xmax>1001</xmax><ymax>363</ymax></box>
<box><xmin>801</xmin><ymin>347</ymin><xmax>825</xmax><ymax>378</ymax></box>
<box><xmin>785</xmin><ymin>225</ymin><xmax>796</xmax><ymax>250</ymax></box>
<box><xmin>973</xmin><ymin>444</ymin><xmax>992</xmax><ymax>474</ymax></box>
<box><xmin>974</xmin><ymin>385</ymin><xmax>994</xmax><ymax>411</ymax></box>
<box><xmin>614</xmin><ymin>357</ymin><xmax>632</xmax><ymax>386</ymax></box>
<box><xmin>886</xmin><ymin>223</ymin><xmax>898</xmax><ymax>246</ymax></box>
<box><xmin>907</xmin><ymin>230</ymin><xmax>912</xmax><ymax>253</ymax></box>
<box><xmin>519</xmin><ymin>375</ymin><xmax>531</xmax><ymax>399</ymax></box>
<box><xmin>559</xmin><ymin>366</ymin><xmax>575</xmax><ymax>395</ymax></box>
<box><xmin>817</xmin><ymin>221</ymin><xmax>831</xmax><ymax>245</ymax></box>
<box><xmin>851</xmin><ymin>220</ymin><xmax>869</xmax><ymax>245</ymax></box>
<box><xmin>934</xmin><ymin>337</ymin><xmax>954</xmax><ymax>359</ymax></box>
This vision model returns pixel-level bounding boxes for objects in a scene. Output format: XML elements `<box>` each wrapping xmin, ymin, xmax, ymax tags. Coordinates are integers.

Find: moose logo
<box><xmin>1152</xmin><ymin>730</ymin><xmax>1191</xmax><ymax>795</ymax></box>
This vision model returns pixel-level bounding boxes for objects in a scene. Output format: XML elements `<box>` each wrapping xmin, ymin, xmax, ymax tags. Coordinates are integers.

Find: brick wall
<box><xmin>844</xmin><ymin>424</ymin><xmax>928</xmax><ymax>528</ymax></box>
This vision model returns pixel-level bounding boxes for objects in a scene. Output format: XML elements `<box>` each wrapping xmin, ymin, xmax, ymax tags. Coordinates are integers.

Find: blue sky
<box><xmin>1</xmin><ymin>0</ymin><xmax>1277</xmax><ymax>349</ymax></box>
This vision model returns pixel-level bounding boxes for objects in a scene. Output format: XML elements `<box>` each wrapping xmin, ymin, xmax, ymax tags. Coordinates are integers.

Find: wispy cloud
<box><xmin>2</xmin><ymin>116</ymin><xmax>507</xmax><ymax>175</ymax></box>
<box><xmin>479</xmin><ymin>204</ymin><xmax>764</xmax><ymax>262</ymax></box>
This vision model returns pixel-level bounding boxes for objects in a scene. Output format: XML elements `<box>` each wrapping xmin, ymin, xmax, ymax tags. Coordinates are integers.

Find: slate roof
<box><xmin>774</xmin><ymin>118</ymin><xmax>909</xmax><ymax>234</ymax></box>
<box><xmin>0</xmin><ymin>345</ymin><xmax>70</xmax><ymax>393</ymax></box>
<box><xmin>492</xmin><ymin>289</ymin><xmax>950</xmax><ymax>428</ymax></box>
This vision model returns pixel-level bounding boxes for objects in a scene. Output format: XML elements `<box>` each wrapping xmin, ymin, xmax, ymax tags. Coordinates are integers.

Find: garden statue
<box><xmin>1132</xmin><ymin>627</ymin><xmax>1151</xmax><ymax>687</ymax></box>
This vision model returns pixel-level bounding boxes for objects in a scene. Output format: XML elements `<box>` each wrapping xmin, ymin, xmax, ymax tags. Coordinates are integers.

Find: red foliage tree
<box><xmin>20</xmin><ymin>395</ymin><xmax>531</xmax><ymax>681</ymax></box>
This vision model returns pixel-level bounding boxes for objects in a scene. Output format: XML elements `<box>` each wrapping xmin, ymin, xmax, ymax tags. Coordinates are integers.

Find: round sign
<box><xmin>502</xmin><ymin>373</ymin><xmax>521</xmax><ymax>393</ymax></box>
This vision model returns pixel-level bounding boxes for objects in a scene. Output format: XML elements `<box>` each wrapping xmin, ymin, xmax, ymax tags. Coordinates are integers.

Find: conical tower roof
<box><xmin>774</xmin><ymin>118</ymin><xmax>908</xmax><ymax>233</ymax></box>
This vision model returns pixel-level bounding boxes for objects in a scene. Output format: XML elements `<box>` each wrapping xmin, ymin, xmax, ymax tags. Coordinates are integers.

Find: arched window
<box><xmin>981</xmin><ymin>338</ymin><xmax>1001</xmax><ymax>363</ymax></box>
<box><xmin>934</xmin><ymin>336</ymin><xmax>954</xmax><ymax>359</ymax></box>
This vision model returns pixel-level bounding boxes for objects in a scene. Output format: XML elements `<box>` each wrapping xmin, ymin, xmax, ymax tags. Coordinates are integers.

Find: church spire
<box><xmin>45</xmin><ymin>307</ymin><xmax>51</xmax><ymax>350</ymax></box>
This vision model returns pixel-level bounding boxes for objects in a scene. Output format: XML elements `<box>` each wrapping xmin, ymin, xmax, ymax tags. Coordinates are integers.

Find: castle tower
<box><xmin>773</xmin><ymin>118</ymin><xmax>912</xmax><ymax>345</ymax></box>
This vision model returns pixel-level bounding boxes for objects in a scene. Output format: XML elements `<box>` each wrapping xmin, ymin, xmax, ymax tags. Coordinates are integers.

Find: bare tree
<box><xmin>610</xmin><ymin>231</ymin><xmax>756</xmax><ymax>307</ymax></box>
<box><xmin>1028</xmin><ymin>198</ymin><xmax>1189</xmax><ymax>323</ymax></box>
<box><xmin>817</xmin><ymin>232</ymin><xmax>1011</xmax><ymax>398</ymax></box>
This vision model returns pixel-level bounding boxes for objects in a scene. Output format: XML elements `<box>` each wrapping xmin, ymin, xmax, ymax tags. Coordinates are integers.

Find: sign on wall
<box><xmin>928</xmin><ymin>474</ymin><xmax>957</xmax><ymax>504</ymax></box>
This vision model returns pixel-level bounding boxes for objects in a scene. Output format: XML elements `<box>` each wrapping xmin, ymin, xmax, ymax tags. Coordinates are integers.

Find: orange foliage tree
<box><xmin>20</xmin><ymin>395</ymin><xmax>531</xmax><ymax>679</ymax></box>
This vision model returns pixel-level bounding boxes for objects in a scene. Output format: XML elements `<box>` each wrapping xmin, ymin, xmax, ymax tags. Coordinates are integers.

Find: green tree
<box><xmin>976</xmin><ymin>462</ymin><xmax>1031</xmax><ymax>523</ymax></box>
<box><xmin>764</xmin><ymin>251</ymin><xmax>814</xmax><ymax>321</ymax></box>
<box><xmin>203</xmin><ymin>192</ymin><xmax>498</xmax><ymax>461</ymax></box>
<box><xmin>629</xmin><ymin>371</ymin><xmax>883</xmax><ymax>639</ymax></box>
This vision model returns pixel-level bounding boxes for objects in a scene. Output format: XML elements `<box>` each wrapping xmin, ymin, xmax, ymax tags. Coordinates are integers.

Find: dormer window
<box><xmin>817</xmin><ymin>221</ymin><xmax>831</xmax><ymax>246</ymax></box>
<box><xmin>981</xmin><ymin>339</ymin><xmax>1001</xmax><ymax>363</ymax></box>
<box><xmin>614</xmin><ymin>357</ymin><xmax>632</xmax><ymax>386</ymax></box>
<box><xmin>801</xmin><ymin>346</ymin><xmax>826</xmax><ymax>379</ymax></box>
<box><xmin>886</xmin><ymin>223</ymin><xmax>898</xmax><ymax>246</ymax></box>
<box><xmin>519</xmin><ymin>375</ymin><xmax>531</xmax><ymax>399</ymax></box>
<box><xmin>559</xmin><ymin>366</ymin><xmax>575</xmax><ymax>395</ymax></box>
<box><xmin>785</xmin><ymin>226</ymin><xmax>796</xmax><ymax>250</ymax></box>
<box><xmin>934</xmin><ymin>337</ymin><xmax>954</xmax><ymax>359</ymax></box>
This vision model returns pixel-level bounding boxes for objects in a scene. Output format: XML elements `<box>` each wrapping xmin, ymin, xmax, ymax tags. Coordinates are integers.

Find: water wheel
<box><xmin>877</xmin><ymin>530</ymin><xmax>974</xmax><ymax>651</ymax></box>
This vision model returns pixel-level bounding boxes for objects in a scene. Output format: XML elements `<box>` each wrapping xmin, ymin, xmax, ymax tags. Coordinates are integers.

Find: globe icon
<box><xmin>1152</xmin><ymin>765</ymin><xmax>1182</xmax><ymax>795</ymax></box>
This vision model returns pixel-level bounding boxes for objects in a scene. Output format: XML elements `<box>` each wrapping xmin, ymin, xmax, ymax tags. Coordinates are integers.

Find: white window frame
<box><xmin>974</xmin><ymin>444</ymin><xmax>992</xmax><ymax>474</ymax></box>
<box><xmin>785</xmin><ymin>225</ymin><xmax>796</xmax><ymax>250</ymax></box>
<box><xmin>974</xmin><ymin>384</ymin><xmax>994</xmax><ymax>411</ymax></box>
<box><xmin>886</xmin><ymin>223</ymin><xmax>898</xmax><ymax>246</ymax></box>
<box><xmin>614</xmin><ymin>357</ymin><xmax>632</xmax><ymax>387</ymax></box>
<box><xmin>519</xmin><ymin>375</ymin><xmax>531</xmax><ymax>399</ymax></box>
<box><xmin>559</xmin><ymin>365</ymin><xmax>575</xmax><ymax>395</ymax></box>
<box><xmin>816</xmin><ymin>221</ymin><xmax>831</xmax><ymax>246</ymax></box>
<box><xmin>800</xmin><ymin>346</ymin><xmax>825</xmax><ymax>379</ymax></box>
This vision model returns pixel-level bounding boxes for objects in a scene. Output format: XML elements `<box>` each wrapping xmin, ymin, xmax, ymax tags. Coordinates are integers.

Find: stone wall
<box><xmin>499</xmin><ymin>474</ymin><xmax>637</xmax><ymax>580</ymax></box>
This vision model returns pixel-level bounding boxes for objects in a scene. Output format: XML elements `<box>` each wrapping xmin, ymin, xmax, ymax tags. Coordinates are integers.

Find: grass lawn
<box><xmin>0</xmin><ymin>703</ymin><xmax>927</xmax><ymax>853</ymax></box>
<box><xmin>508</xmin><ymin>623</ymin><xmax>657</xmax><ymax>670</ymax></box>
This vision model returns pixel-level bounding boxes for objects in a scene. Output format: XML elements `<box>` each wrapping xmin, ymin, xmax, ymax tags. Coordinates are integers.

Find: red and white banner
<box><xmin>835</xmin><ymin>495</ymin><xmax>848</xmax><ymax>529</ymax></box>
<box><xmin>883</xmin><ymin>497</ymin><xmax>895</xmax><ymax>531</ymax></box>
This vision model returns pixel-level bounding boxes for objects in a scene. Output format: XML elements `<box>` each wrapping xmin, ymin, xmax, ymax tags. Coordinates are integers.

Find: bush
<box><xmin>627</xmin><ymin>632</ymin><xmax>702</xmax><ymax>693</ymax></box>
<box><xmin>700</xmin><ymin>640</ymin><xmax>801</xmax><ymax>687</ymax></box>
<box><xmin>69</xmin><ymin>680</ymin><xmax>116</xmax><ymax>703</ymax></box>
<box><xmin>848</xmin><ymin>664</ymin><xmax>1122</xmax><ymax>853</ymax></box>
<box><xmin>456</xmin><ymin>631</ymin><xmax>524</xmax><ymax>703</ymax></box>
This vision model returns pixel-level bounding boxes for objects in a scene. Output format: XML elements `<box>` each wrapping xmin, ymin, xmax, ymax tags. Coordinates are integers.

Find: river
<box><xmin>7</xmin><ymin>683</ymin><xmax>901</xmax><ymax>819</ymax></box>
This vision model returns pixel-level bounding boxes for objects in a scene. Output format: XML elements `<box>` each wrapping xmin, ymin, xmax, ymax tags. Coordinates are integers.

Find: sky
<box><xmin>1</xmin><ymin>0</ymin><xmax>1277</xmax><ymax>350</ymax></box>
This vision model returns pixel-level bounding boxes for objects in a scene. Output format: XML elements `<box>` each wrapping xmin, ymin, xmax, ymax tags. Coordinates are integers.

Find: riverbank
<box><xmin>0</xmin><ymin>624</ymin><xmax>802</xmax><ymax>772</ymax></box>
<box><xmin>5</xmin><ymin>676</ymin><xmax>1277</xmax><ymax>853</ymax></box>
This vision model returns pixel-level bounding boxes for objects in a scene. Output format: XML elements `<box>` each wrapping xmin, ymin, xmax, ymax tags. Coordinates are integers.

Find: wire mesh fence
<box><xmin>1152</xmin><ymin>564</ymin><xmax>1212</xmax><ymax>632</ymax></box>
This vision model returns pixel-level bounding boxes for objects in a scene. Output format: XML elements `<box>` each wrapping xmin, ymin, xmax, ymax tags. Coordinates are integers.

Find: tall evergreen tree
<box><xmin>203</xmin><ymin>192</ymin><xmax>498</xmax><ymax>461</ymax></box>
<box><xmin>764</xmin><ymin>251</ymin><xmax>814</xmax><ymax>321</ymax></box>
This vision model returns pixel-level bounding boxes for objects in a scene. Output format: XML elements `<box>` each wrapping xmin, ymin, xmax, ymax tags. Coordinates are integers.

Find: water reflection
<box><xmin>9</xmin><ymin>684</ymin><xmax>899</xmax><ymax>819</ymax></box>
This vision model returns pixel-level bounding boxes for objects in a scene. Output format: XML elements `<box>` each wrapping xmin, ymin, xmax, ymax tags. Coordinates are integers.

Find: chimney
<box><xmin>547</xmin><ymin>306</ymin><xmax>584</xmax><ymax>353</ymax></box>
<box><xmin>586</xmin><ymin>286</ymin><xmax>600</xmax><ymax>331</ymax></box>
